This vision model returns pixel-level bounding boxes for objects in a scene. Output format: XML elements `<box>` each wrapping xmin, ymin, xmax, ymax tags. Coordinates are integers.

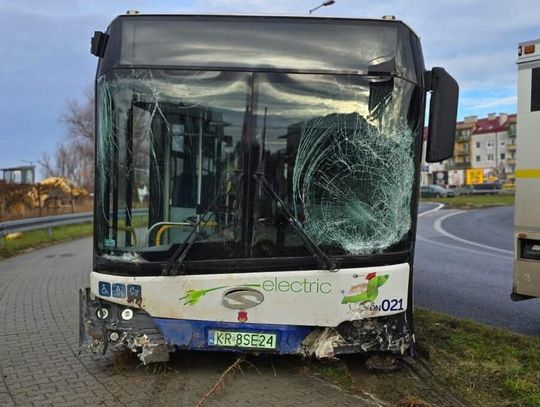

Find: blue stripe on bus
<box><xmin>153</xmin><ymin>318</ymin><xmax>313</xmax><ymax>354</ymax></box>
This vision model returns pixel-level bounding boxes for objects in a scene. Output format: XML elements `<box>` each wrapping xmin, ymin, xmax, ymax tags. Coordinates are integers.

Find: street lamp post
<box><xmin>309</xmin><ymin>0</ymin><xmax>335</xmax><ymax>14</ymax></box>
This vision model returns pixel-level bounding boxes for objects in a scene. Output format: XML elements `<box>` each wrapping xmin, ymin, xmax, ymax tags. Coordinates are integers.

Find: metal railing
<box><xmin>0</xmin><ymin>208</ymin><xmax>148</xmax><ymax>237</ymax></box>
<box><xmin>0</xmin><ymin>212</ymin><xmax>93</xmax><ymax>236</ymax></box>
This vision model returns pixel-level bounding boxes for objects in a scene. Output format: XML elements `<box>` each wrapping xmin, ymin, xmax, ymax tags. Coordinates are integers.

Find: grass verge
<box><xmin>310</xmin><ymin>308</ymin><xmax>540</xmax><ymax>406</ymax></box>
<box><xmin>0</xmin><ymin>215</ymin><xmax>148</xmax><ymax>259</ymax></box>
<box><xmin>421</xmin><ymin>194</ymin><xmax>514</xmax><ymax>209</ymax></box>
<box><xmin>414</xmin><ymin>308</ymin><xmax>540</xmax><ymax>406</ymax></box>
<box><xmin>0</xmin><ymin>222</ymin><xmax>93</xmax><ymax>258</ymax></box>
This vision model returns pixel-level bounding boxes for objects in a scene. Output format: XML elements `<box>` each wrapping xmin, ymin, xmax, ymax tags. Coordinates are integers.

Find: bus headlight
<box><xmin>96</xmin><ymin>308</ymin><xmax>109</xmax><ymax>319</ymax></box>
<box><xmin>121</xmin><ymin>308</ymin><xmax>134</xmax><ymax>320</ymax></box>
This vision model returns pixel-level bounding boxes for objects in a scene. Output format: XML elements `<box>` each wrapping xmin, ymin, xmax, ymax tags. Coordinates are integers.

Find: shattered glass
<box><xmin>96</xmin><ymin>69</ymin><xmax>419</xmax><ymax>263</ymax></box>
<box><xmin>292</xmin><ymin>115</ymin><xmax>415</xmax><ymax>255</ymax></box>
<box><xmin>253</xmin><ymin>74</ymin><xmax>416</xmax><ymax>256</ymax></box>
<box><xmin>96</xmin><ymin>70</ymin><xmax>247</xmax><ymax>258</ymax></box>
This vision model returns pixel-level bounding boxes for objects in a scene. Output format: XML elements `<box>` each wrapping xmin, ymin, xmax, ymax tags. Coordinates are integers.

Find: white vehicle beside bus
<box><xmin>80</xmin><ymin>13</ymin><xmax>458</xmax><ymax>364</ymax></box>
<box><xmin>513</xmin><ymin>38</ymin><xmax>540</xmax><ymax>300</ymax></box>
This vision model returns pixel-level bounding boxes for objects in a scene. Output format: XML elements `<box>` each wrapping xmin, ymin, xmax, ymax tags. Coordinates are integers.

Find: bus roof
<box><xmin>96</xmin><ymin>14</ymin><xmax>422</xmax><ymax>84</ymax></box>
<box><xmin>111</xmin><ymin>12</ymin><xmax>419</xmax><ymax>35</ymax></box>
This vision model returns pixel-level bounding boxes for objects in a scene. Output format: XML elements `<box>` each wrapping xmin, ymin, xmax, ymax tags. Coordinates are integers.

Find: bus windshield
<box><xmin>95</xmin><ymin>69</ymin><xmax>419</xmax><ymax>266</ymax></box>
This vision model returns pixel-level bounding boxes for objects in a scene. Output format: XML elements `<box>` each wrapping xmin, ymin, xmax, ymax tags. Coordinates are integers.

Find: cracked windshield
<box><xmin>96</xmin><ymin>69</ymin><xmax>418</xmax><ymax>261</ymax></box>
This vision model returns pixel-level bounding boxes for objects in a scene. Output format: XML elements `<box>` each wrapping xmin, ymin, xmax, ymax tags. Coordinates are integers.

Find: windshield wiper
<box><xmin>164</xmin><ymin>172</ymin><xmax>242</xmax><ymax>276</ymax></box>
<box><xmin>253</xmin><ymin>172</ymin><xmax>337</xmax><ymax>271</ymax></box>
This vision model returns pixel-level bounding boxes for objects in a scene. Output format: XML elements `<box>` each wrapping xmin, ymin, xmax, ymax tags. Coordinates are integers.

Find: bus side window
<box><xmin>531</xmin><ymin>67</ymin><xmax>540</xmax><ymax>112</ymax></box>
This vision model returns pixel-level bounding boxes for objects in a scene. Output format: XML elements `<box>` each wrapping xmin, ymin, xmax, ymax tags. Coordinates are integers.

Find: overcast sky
<box><xmin>1</xmin><ymin>0</ymin><xmax>539</xmax><ymax>169</ymax></box>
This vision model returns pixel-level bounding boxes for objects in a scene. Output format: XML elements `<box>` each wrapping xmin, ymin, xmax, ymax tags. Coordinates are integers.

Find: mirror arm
<box><xmin>424</xmin><ymin>70</ymin><xmax>432</xmax><ymax>91</ymax></box>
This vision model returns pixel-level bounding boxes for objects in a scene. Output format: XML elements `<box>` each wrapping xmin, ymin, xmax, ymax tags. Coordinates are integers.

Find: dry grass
<box><xmin>397</xmin><ymin>395</ymin><xmax>434</xmax><ymax>407</ymax></box>
<box><xmin>0</xmin><ymin>223</ymin><xmax>93</xmax><ymax>258</ymax></box>
<box><xmin>415</xmin><ymin>308</ymin><xmax>540</xmax><ymax>406</ymax></box>
<box><xmin>310</xmin><ymin>308</ymin><xmax>540</xmax><ymax>407</ymax></box>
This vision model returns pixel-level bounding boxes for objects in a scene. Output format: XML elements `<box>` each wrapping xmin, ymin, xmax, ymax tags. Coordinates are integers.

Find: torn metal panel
<box><xmin>79</xmin><ymin>287</ymin><xmax>108</xmax><ymax>355</ymax></box>
<box><xmin>302</xmin><ymin>313</ymin><xmax>413</xmax><ymax>358</ymax></box>
<box><xmin>79</xmin><ymin>288</ymin><xmax>171</xmax><ymax>364</ymax></box>
<box><xmin>336</xmin><ymin>313</ymin><xmax>413</xmax><ymax>354</ymax></box>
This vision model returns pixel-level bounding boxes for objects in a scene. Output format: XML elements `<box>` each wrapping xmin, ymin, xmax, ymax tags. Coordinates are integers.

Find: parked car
<box><xmin>420</xmin><ymin>185</ymin><xmax>455</xmax><ymax>198</ymax></box>
<box><xmin>455</xmin><ymin>183</ymin><xmax>502</xmax><ymax>196</ymax></box>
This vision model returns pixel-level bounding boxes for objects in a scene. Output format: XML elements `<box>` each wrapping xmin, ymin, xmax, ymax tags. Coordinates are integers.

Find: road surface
<box><xmin>415</xmin><ymin>204</ymin><xmax>540</xmax><ymax>336</ymax></box>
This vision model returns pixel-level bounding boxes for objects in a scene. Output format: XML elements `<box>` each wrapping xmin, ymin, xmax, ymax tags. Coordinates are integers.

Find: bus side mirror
<box><xmin>425</xmin><ymin>67</ymin><xmax>459</xmax><ymax>163</ymax></box>
<box><xmin>91</xmin><ymin>31</ymin><xmax>109</xmax><ymax>57</ymax></box>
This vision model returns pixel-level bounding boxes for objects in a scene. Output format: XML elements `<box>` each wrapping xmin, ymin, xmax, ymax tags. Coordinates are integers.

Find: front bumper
<box><xmin>80</xmin><ymin>288</ymin><xmax>413</xmax><ymax>363</ymax></box>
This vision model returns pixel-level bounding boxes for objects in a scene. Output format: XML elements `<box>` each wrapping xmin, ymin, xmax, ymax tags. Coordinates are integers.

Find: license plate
<box><xmin>208</xmin><ymin>330</ymin><xmax>277</xmax><ymax>350</ymax></box>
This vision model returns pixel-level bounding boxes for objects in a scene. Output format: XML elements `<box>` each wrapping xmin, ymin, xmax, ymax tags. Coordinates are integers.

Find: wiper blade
<box><xmin>253</xmin><ymin>172</ymin><xmax>337</xmax><ymax>272</ymax></box>
<box><xmin>164</xmin><ymin>172</ymin><xmax>242</xmax><ymax>276</ymax></box>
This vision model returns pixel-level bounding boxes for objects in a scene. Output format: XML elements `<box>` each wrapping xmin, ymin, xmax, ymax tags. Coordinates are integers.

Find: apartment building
<box><xmin>449</xmin><ymin>116</ymin><xmax>476</xmax><ymax>170</ymax></box>
<box><xmin>470</xmin><ymin>113</ymin><xmax>516</xmax><ymax>183</ymax></box>
<box><xmin>422</xmin><ymin>113</ymin><xmax>517</xmax><ymax>186</ymax></box>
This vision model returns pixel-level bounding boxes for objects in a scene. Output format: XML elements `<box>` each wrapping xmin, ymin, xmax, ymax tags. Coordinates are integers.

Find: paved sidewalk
<box><xmin>0</xmin><ymin>239</ymin><xmax>380</xmax><ymax>407</ymax></box>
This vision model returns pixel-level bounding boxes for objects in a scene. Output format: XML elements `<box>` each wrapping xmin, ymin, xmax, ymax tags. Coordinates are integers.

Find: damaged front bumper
<box><xmin>80</xmin><ymin>285</ymin><xmax>413</xmax><ymax>363</ymax></box>
<box><xmin>304</xmin><ymin>313</ymin><xmax>413</xmax><ymax>358</ymax></box>
<box><xmin>79</xmin><ymin>288</ymin><xmax>172</xmax><ymax>364</ymax></box>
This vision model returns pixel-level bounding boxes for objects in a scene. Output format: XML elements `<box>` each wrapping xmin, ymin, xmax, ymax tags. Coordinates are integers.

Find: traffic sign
<box><xmin>466</xmin><ymin>169</ymin><xmax>484</xmax><ymax>185</ymax></box>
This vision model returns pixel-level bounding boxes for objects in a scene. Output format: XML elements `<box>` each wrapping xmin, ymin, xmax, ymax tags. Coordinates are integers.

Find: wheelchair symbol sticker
<box><xmin>98</xmin><ymin>282</ymin><xmax>111</xmax><ymax>297</ymax></box>
<box><xmin>112</xmin><ymin>283</ymin><xmax>126</xmax><ymax>298</ymax></box>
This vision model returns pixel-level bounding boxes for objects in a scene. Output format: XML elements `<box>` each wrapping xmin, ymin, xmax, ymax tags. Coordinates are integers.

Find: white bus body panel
<box><xmin>514</xmin><ymin>38</ymin><xmax>540</xmax><ymax>297</ymax></box>
<box><xmin>514</xmin><ymin>112</ymin><xmax>540</xmax><ymax>231</ymax></box>
<box><xmin>91</xmin><ymin>263</ymin><xmax>409</xmax><ymax>327</ymax></box>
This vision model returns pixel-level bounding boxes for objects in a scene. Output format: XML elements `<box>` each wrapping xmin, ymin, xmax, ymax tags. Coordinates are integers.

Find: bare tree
<box><xmin>40</xmin><ymin>89</ymin><xmax>95</xmax><ymax>190</ymax></box>
<box><xmin>64</xmin><ymin>90</ymin><xmax>95</xmax><ymax>144</ymax></box>
<box><xmin>39</xmin><ymin>143</ymin><xmax>82</xmax><ymax>183</ymax></box>
<box><xmin>39</xmin><ymin>151</ymin><xmax>59</xmax><ymax>179</ymax></box>
<box><xmin>63</xmin><ymin>89</ymin><xmax>95</xmax><ymax>190</ymax></box>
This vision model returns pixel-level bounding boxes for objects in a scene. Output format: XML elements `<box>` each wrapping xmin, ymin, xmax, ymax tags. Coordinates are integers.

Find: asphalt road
<box><xmin>415</xmin><ymin>203</ymin><xmax>540</xmax><ymax>337</ymax></box>
<box><xmin>438</xmin><ymin>205</ymin><xmax>514</xmax><ymax>251</ymax></box>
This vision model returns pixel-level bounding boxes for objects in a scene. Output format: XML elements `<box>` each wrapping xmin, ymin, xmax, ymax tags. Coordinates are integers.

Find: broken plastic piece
<box><xmin>301</xmin><ymin>314</ymin><xmax>413</xmax><ymax>358</ymax></box>
<box><xmin>79</xmin><ymin>288</ymin><xmax>171</xmax><ymax>364</ymax></box>
<box><xmin>306</xmin><ymin>328</ymin><xmax>346</xmax><ymax>359</ymax></box>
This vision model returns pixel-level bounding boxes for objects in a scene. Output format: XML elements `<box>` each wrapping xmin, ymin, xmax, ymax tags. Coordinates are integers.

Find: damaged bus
<box><xmin>80</xmin><ymin>14</ymin><xmax>458</xmax><ymax>364</ymax></box>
